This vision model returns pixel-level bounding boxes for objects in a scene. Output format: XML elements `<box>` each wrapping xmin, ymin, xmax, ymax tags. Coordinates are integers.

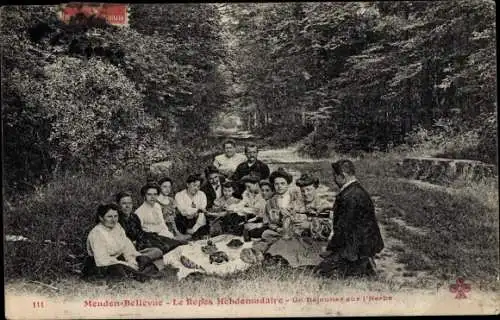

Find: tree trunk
<box><xmin>247</xmin><ymin>114</ymin><xmax>252</xmax><ymax>130</ymax></box>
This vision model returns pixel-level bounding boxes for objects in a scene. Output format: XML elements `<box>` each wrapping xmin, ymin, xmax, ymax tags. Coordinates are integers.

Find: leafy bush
<box><xmin>297</xmin><ymin>131</ymin><xmax>332</xmax><ymax>158</ymax></box>
<box><xmin>401</xmin><ymin>114</ymin><xmax>497</xmax><ymax>165</ymax></box>
<box><xmin>476</xmin><ymin>112</ymin><xmax>498</xmax><ymax>165</ymax></box>
<box><xmin>10</xmin><ymin>56</ymin><xmax>170</xmax><ymax>173</ymax></box>
<box><xmin>404</xmin><ymin>117</ymin><xmax>461</xmax><ymax>146</ymax></box>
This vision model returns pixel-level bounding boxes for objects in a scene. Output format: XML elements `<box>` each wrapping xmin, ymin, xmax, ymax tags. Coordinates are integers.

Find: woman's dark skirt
<box><xmin>175</xmin><ymin>213</ymin><xmax>209</xmax><ymax>240</ymax></box>
<box><xmin>81</xmin><ymin>254</ymin><xmax>159</xmax><ymax>282</ymax></box>
<box><xmin>136</xmin><ymin>232</ymin><xmax>186</xmax><ymax>254</ymax></box>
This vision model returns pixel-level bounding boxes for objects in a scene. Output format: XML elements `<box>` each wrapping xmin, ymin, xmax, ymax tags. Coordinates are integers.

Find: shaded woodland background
<box><xmin>223</xmin><ymin>2</ymin><xmax>496</xmax><ymax>158</ymax></box>
<box><xmin>2</xmin><ymin>2</ymin><xmax>496</xmax><ymax>195</ymax></box>
<box><xmin>2</xmin><ymin>2</ymin><xmax>497</xmax><ymax>281</ymax></box>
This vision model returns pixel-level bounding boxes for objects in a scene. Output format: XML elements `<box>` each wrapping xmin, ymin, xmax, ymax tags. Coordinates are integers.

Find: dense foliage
<box><xmin>2</xmin><ymin>5</ymin><xmax>227</xmax><ymax>194</ymax></box>
<box><xmin>223</xmin><ymin>1</ymin><xmax>496</xmax><ymax>159</ymax></box>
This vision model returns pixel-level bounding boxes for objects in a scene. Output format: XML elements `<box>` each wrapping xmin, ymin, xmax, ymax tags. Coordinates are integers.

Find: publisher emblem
<box><xmin>449</xmin><ymin>277</ymin><xmax>471</xmax><ymax>299</ymax></box>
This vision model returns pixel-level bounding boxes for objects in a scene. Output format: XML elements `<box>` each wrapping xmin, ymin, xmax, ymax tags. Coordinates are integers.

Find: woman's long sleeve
<box><xmin>175</xmin><ymin>193</ymin><xmax>199</xmax><ymax>218</ymax></box>
<box><xmin>156</xmin><ymin>210</ymin><xmax>175</xmax><ymax>238</ymax></box>
<box><xmin>87</xmin><ymin>230</ymin><xmax>123</xmax><ymax>267</ymax></box>
<box><xmin>120</xmin><ymin>227</ymin><xmax>141</xmax><ymax>263</ymax></box>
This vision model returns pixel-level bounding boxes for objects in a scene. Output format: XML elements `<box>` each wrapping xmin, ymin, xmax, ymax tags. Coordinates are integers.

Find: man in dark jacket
<box><xmin>201</xmin><ymin>165</ymin><xmax>226</xmax><ymax>210</ymax></box>
<box><xmin>231</xmin><ymin>144</ymin><xmax>270</xmax><ymax>198</ymax></box>
<box><xmin>316</xmin><ymin>160</ymin><xmax>384</xmax><ymax>278</ymax></box>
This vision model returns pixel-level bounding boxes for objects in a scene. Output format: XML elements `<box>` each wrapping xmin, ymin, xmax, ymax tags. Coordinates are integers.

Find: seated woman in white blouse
<box><xmin>82</xmin><ymin>204</ymin><xmax>159</xmax><ymax>282</ymax></box>
<box><xmin>174</xmin><ymin>174</ymin><xmax>209</xmax><ymax>240</ymax></box>
<box><xmin>261</xmin><ymin>168</ymin><xmax>303</xmax><ymax>243</ymax></box>
<box><xmin>133</xmin><ymin>183</ymin><xmax>187</xmax><ymax>253</ymax></box>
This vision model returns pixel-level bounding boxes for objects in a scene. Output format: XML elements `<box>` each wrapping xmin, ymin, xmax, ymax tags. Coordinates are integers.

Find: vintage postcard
<box><xmin>3</xmin><ymin>2</ymin><xmax>498</xmax><ymax>319</ymax></box>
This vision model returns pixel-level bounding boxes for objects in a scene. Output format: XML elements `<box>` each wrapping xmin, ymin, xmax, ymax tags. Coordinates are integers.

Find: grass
<box><xmin>4</xmin><ymin>143</ymin><xmax>499</xmax><ymax>299</ymax></box>
<box><xmin>4</xmin><ymin>265</ymin><xmax>412</xmax><ymax>301</ymax></box>
<box><xmin>278</xmin><ymin>157</ymin><xmax>498</xmax><ymax>289</ymax></box>
<box><xmin>371</xmin><ymin>177</ymin><xmax>498</xmax><ymax>276</ymax></box>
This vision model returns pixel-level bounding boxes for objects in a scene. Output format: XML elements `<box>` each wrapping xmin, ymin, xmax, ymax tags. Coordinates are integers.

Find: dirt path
<box><xmin>259</xmin><ymin>147</ymin><xmax>438</xmax><ymax>287</ymax></box>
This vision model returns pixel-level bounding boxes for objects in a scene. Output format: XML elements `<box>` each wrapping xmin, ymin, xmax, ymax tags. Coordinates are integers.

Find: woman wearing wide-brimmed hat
<box><xmin>255</xmin><ymin>168</ymin><xmax>303</xmax><ymax>247</ymax></box>
<box><xmin>264</xmin><ymin>173</ymin><xmax>334</xmax><ymax>268</ymax></box>
<box><xmin>294</xmin><ymin>173</ymin><xmax>333</xmax><ymax>240</ymax></box>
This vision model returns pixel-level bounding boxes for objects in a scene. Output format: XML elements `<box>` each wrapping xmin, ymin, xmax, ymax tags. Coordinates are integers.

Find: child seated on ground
<box><xmin>223</xmin><ymin>173</ymin><xmax>267</xmax><ymax>236</ymax></box>
<box><xmin>243</xmin><ymin>179</ymin><xmax>274</xmax><ymax>239</ymax></box>
<box><xmin>210</xmin><ymin>181</ymin><xmax>241</xmax><ymax>213</ymax></box>
<box><xmin>207</xmin><ymin>181</ymin><xmax>240</xmax><ymax>235</ymax></box>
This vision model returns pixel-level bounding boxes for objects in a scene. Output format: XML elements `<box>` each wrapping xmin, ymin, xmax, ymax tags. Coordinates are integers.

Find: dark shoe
<box><xmin>134</xmin><ymin>274</ymin><xmax>149</xmax><ymax>283</ymax></box>
<box><xmin>136</xmin><ymin>255</ymin><xmax>153</xmax><ymax>271</ymax></box>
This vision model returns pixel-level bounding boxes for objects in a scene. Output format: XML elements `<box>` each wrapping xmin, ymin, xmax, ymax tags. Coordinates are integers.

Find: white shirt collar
<box><xmin>339</xmin><ymin>179</ymin><xmax>357</xmax><ymax>193</ymax></box>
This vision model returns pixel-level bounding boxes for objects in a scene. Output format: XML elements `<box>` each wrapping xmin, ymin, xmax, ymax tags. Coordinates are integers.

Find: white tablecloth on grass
<box><xmin>163</xmin><ymin>234</ymin><xmax>256</xmax><ymax>280</ymax></box>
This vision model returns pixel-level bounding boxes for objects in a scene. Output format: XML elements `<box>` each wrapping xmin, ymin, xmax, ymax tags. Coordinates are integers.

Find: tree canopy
<box><xmin>223</xmin><ymin>1</ymin><xmax>496</xmax><ymax>154</ymax></box>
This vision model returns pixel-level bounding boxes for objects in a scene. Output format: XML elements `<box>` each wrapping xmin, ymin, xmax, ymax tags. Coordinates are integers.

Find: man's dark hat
<box><xmin>204</xmin><ymin>165</ymin><xmax>220</xmax><ymax>177</ymax></box>
<box><xmin>296</xmin><ymin>173</ymin><xmax>319</xmax><ymax>188</ymax></box>
<box><xmin>269</xmin><ymin>167</ymin><xmax>293</xmax><ymax>185</ymax></box>
<box><xmin>331</xmin><ymin>161</ymin><xmax>342</xmax><ymax>175</ymax></box>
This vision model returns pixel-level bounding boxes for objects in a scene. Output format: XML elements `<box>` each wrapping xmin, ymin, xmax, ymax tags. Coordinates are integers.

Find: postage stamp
<box><xmin>3</xmin><ymin>2</ymin><xmax>499</xmax><ymax>319</ymax></box>
<box><xmin>58</xmin><ymin>3</ymin><xmax>129</xmax><ymax>26</ymax></box>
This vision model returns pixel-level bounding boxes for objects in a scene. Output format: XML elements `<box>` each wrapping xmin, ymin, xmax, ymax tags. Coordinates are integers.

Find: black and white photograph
<box><xmin>2</xmin><ymin>2</ymin><xmax>498</xmax><ymax>318</ymax></box>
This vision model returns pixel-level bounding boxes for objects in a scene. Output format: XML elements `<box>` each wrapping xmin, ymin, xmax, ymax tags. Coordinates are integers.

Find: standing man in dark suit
<box><xmin>201</xmin><ymin>165</ymin><xmax>225</xmax><ymax>210</ymax></box>
<box><xmin>231</xmin><ymin>144</ymin><xmax>270</xmax><ymax>198</ymax></box>
<box><xmin>316</xmin><ymin>159</ymin><xmax>384</xmax><ymax>278</ymax></box>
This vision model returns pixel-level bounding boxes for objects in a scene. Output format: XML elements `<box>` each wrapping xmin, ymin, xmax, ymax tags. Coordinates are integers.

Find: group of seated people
<box><xmin>83</xmin><ymin>140</ymin><xmax>385</xmax><ymax>282</ymax></box>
